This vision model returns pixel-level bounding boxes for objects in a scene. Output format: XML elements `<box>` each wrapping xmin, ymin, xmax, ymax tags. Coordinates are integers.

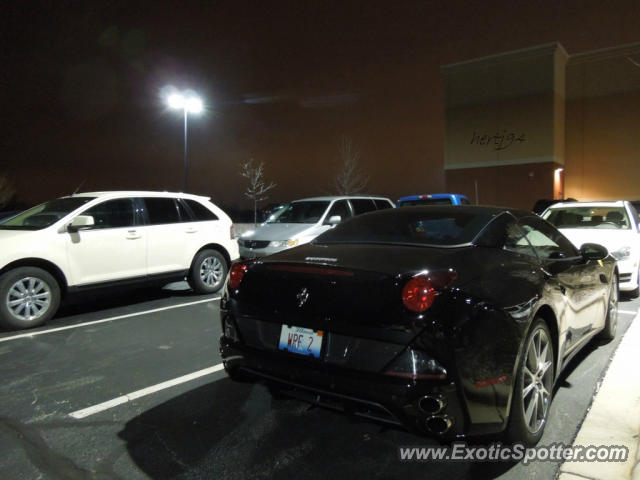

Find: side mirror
<box><xmin>326</xmin><ymin>215</ymin><xmax>341</xmax><ymax>225</ymax></box>
<box><xmin>580</xmin><ymin>243</ymin><xmax>608</xmax><ymax>261</ymax></box>
<box><xmin>67</xmin><ymin>215</ymin><xmax>95</xmax><ymax>232</ymax></box>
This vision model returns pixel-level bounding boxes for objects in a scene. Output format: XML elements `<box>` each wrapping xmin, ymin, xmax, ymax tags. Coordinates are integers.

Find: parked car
<box><xmin>542</xmin><ymin>200</ymin><xmax>639</xmax><ymax>297</ymax></box>
<box><xmin>397</xmin><ymin>193</ymin><xmax>470</xmax><ymax>207</ymax></box>
<box><xmin>220</xmin><ymin>205</ymin><xmax>617</xmax><ymax>445</ymax></box>
<box><xmin>238</xmin><ymin>195</ymin><xmax>395</xmax><ymax>258</ymax></box>
<box><xmin>0</xmin><ymin>191</ymin><xmax>239</xmax><ymax>329</ymax></box>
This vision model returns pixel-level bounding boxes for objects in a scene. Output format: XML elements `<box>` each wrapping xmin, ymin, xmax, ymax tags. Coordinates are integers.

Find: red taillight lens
<box><xmin>401</xmin><ymin>270</ymin><xmax>457</xmax><ymax>313</ymax></box>
<box><xmin>402</xmin><ymin>276</ymin><xmax>437</xmax><ymax>312</ymax></box>
<box><xmin>229</xmin><ymin>262</ymin><xmax>249</xmax><ymax>289</ymax></box>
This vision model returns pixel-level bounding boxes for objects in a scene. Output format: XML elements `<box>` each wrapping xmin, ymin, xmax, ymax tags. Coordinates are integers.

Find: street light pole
<box><xmin>167</xmin><ymin>91</ymin><xmax>203</xmax><ymax>192</ymax></box>
<box><xmin>183</xmin><ymin>108</ymin><xmax>188</xmax><ymax>192</ymax></box>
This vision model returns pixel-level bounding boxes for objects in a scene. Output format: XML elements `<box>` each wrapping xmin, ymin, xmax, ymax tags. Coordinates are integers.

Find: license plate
<box><xmin>278</xmin><ymin>325</ymin><xmax>323</xmax><ymax>358</ymax></box>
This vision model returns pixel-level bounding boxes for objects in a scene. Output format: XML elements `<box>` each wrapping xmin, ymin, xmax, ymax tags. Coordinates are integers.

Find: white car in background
<box><xmin>543</xmin><ymin>200</ymin><xmax>640</xmax><ymax>297</ymax></box>
<box><xmin>0</xmin><ymin>191</ymin><xmax>239</xmax><ymax>329</ymax></box>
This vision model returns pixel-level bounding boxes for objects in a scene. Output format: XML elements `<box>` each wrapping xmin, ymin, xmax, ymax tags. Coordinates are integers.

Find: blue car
<box><xmin>397</xmin><ymin>193</ymin><xmax>470</xmax><ymax>207</ymax></box>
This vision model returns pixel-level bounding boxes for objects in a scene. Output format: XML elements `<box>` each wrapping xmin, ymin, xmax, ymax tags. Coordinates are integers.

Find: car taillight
<box><xmin>229</xmin><ymin>262</ymin><xmax>249</xmax><ymax>289</ymax></box>
<box><xmin>384</xmin><ymin>348</ymin><xmax>447</xmax><ymax>380</ymax></box>
<box><xmin>401</xmin><ymin>270</ymin><xmax>457</xmax><ymax>313</ymax></box>
<box><xmin>230</xmin><ymin>225</ymin><xmax>236</xmax><ymax>240</ymax></box>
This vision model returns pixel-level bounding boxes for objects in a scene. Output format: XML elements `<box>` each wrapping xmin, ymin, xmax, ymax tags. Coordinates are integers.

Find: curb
<box><xmin>558</xmin><ymin>310</ymin><xmax>640</xmax><ymax>480</ymax></box>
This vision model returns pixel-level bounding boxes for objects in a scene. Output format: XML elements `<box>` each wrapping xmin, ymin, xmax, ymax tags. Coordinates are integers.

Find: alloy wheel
<box><xmin>6</xmin><ymin>277</ymin><xmax>52</xmax><ymax>322</ymax></box>
<box><xmin>609</xmin><ymin>278</ymin><xmax>618</xmax><ymax>330</ymax></box>
<box><xmin>521</xmin><ymin>327</ymin><xmax>553</xmax><ymax>434</ymax></box>
<box><xmin>199</xmin><ymin>256</ymin><xmax>224</xmax><ymax>287</ymax></box>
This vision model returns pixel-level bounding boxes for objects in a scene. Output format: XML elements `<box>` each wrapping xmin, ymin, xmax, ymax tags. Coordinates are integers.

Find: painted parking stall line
<box><xmin>69</xmin><ymin>363</ymin><xmax>225</xmax><ymax>419</ymax></box>
<box><xmin>618</xmin><ymin>310</ymin><xmax>638</xmax><ymax>315</ymax></box>
<box><xmin>0</xmin><ymin>297</ymin><xmax>220</xmax><ymax>343</ymax></box>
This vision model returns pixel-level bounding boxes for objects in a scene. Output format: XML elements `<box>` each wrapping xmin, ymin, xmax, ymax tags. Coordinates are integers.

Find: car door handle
<box><xmin>185</xmin><ymin>228</ymin><xmax>198</xmax><ymax>234</ymax></box>
<box><xmin>126</xmin><ymin>230</ymin><xmax>141</xmax><ymax>240</ymax></box>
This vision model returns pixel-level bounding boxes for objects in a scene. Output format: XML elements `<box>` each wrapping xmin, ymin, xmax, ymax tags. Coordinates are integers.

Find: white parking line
<box><xmin>0</xmin><ymin>297</ymin><xmax>220</xmax><ymax>344</ymax></box>
<box><xmin>619</xmin><ymin>310</ymin><xmax>639</xmax><ymax>315</ymax></box>
<box><xmin>69</xmin><ymin>363</ymin><xmax>225</xmax><ymax>419</ymax></box>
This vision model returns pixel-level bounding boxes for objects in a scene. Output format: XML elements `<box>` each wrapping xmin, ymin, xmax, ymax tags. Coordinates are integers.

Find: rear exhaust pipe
<box><xmin>418</xmin><ymin>394</ymin><xmax>446</xmax><ymax>415</ymax></box>
<box><xmin>425</xmin><ymin>415</ymin><xmax>454</xmax><ymax>434</ymax></box>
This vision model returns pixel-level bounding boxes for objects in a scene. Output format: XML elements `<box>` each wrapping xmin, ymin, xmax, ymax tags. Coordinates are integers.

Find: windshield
<box><xmin>265</xmin><ymin>201</ymin><xmax>330</xmax><ymax>224</ymax></box>
<box><xmin>0</xmin><ymin>197</ymin><xmax>95</xmax><ymax>230</ymax></box>
<box><xmin>314</xmin><ymin>207</ymin><xmax>495</xmax><ymax>247</ymax></box>
<box><xmin>543</xmin><ymin>206</ymin><xmax>631</xmax><ymax>230</ymax></box>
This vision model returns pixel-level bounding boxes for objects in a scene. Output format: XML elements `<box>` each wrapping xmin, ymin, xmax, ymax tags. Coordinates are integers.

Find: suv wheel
<box><xmin>189</xmin><ymin>249</ymin><xmax>227</xmax><ymax>294</ymax></box>
<box><xmin>0</xmin><ymin>267</ymin><xmax>61</xmax><ymax>329</ymax></box>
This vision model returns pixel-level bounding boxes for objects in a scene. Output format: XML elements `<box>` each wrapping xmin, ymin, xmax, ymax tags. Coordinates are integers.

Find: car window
<box><xmin>83</xmin><ymin>199</ymin><xmax>136</xmax><ymax>229</ymax></box>
<box><xmin>143</xmin><ymin>198</ymin><xmax>181</xmax><ymax>225</ymax></box>
<box><xmin>316</xmin><ymin>208</ymin><xmax>495</xmax><ymax>246</ymax></box>
<box><xmin>544</xmin><ymin>206</ymin><xmax>631</xmax><ymax>230</ymax></box>
<box><xmin>266</xmin><ymin>201</ymin><xmax>330</xmax><ymax>224</ymax></box>
<box><xmin>349</xmin><ymin>198</ymin><xmax>377</xmax><ymax>215</ymax></box>
<box><xmin>324</xmin><ymin>200</ymin><xmax>352</xmax><ymax>224</ymax></box>
<box><xmin>0</xmin><ymin>197</ymin><xmax>95</xmax><ymax>230</ymax></box>
<box><xmin>184</xmin><ymin>199</ymin><xmax>218</xmax><ymax>221</ymax></box>
<box><xmin>373</xmin><ymin>199</ymin><xmax>394</xmax><ymax>210</ymax></box>
<box><xmin>519</xmin><ymin>216</ymin><xmax>578</xmax><ymax>259</ymax></box>
<box><xmin>502</xmin><ymin>220</ymin><xmax>537</xmax><ymax>257</ymax></box>
<box><xmin>399</xmin><ymin>197</ymin><xmax>453</xmax><ymax>206</ymax></box>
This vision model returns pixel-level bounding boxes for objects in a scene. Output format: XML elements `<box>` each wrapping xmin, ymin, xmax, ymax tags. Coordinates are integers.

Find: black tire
<box><xmin>505</xmin><ymin>318</ymin><xmax>555</xmax><ymax>446</ymax></box>
<box><xmin>188</xmin><ymin>249</ymin><xmax>228</xmax><ymax>294</ymax></box>
<box><xmin>0</xmin><ymin>267</ymin><xmax>61</xmax><ymax>330</ymax></box>
<box><xmin>597</xmin><ymin>274</ymin><xmax>618</xmax><ymax>342</ymax></box>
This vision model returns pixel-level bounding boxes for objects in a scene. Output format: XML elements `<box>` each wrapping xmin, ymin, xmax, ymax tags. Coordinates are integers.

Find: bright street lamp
<box><xmin>167</xmin><ymin>92</ymin><xmax>203</xmax><ymax>191</ymax></box>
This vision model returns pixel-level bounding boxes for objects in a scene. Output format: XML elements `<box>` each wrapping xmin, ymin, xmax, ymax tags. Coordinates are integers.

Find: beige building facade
<box><xmin>442</xmin><ymin>42</ymin><xmax>640</xmax><ymax>210</ymax></box>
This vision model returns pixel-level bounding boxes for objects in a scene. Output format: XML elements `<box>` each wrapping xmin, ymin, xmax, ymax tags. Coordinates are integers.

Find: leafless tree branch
<box><xmin>239</xmin><ymin>159</ymin><xmax>277</xmax><ymax>225</ymax></box>
<box><xmin>333</xmin><ymin>135</ymin><xmax>369</xmax><ymax>195</ymax></box>
<box><xmin>0</xmin><ymin>176</ymin><xmax>15</xmax><ymax>209</ymax></box>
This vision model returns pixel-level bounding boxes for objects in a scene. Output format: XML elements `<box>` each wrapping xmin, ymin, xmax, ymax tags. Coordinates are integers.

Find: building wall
<box><xmin>443</xmin><ymin>42</ymin><xmax>640</xmax><ymax>209</ymax></box>
<box><xmin>564</xmin><ymin>44</ymin><xmax>640</xmax><ymax>201</ymax></box>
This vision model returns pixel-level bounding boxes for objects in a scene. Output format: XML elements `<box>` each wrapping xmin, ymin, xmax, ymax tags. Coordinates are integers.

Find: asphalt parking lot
<box><xmin>0</xmin><ymin>283</ymin><xmax>638</xmax><ymax>480</ymax></box>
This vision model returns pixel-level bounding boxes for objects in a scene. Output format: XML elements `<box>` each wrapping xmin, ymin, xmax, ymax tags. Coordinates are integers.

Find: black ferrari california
<box><xmin>219</xmin><ymin>206</ymin><xmax>617</xmax><ymax>445</ymax></box>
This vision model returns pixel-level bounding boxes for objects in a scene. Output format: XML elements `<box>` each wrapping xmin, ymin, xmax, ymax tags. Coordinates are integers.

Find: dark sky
<box><xmin>2</xmin><ymin>1</ymin><xmax>639</xmax><ymax>209</ymax></box>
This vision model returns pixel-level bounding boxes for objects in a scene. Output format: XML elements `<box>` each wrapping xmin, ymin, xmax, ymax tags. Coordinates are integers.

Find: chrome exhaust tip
<box><xmin>418</xmin><ymin>394</ymin><xmax>446</xmax><ymax>415</ymax></box>
<box><xmin>425</xmin><ymin>415</ymin><xmax>454</xmax><ymax>434</ymax></box>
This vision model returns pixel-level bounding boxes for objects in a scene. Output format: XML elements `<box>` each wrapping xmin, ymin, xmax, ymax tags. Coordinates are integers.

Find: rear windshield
<box><xmin>266</xmin><ymin>201</ymin><xmax>330</xmax><ymax>224</ymax></box>
<box><xmin>0</xmin><ymin>197</ymin><xmax>95</xmax><ymax>230</ymax></box>
<box><xmin>314</xmin><ymin>207</ymin><xmax>495</xmax><ymax>247</ymax></box>
<box><xmin>543</xmin><ymin>206</ymin><xmax>630</xmax><ymax>230</ymax></box>
<box><xmin>399</xmin><ymin>198</ymin><xmax>453</xmax><ymax>207</ymax></box>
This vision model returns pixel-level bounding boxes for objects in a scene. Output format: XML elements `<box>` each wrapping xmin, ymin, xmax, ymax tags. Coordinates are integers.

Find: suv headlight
<box><xmin>611</xmin><ymin>246</ymin><xmax>631</xmax><ymax>261</ymax></box>
<box><xmin>269</xmin><ymin>239</ymin><xmax>299</xmax><ymax>248</ymax></box>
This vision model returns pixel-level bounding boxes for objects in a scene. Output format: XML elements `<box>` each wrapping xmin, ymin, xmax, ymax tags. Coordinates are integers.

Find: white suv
<box><xmin>0</xmin><ymin>191</ymin><xmax>239</xmax><ymax>329</ymax></box>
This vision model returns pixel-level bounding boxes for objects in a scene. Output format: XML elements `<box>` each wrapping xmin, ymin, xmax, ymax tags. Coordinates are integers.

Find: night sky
<box><xmin>2</xmin><ymin>1</ymin><xmax>639</xmax><ymax>211</ymax></box>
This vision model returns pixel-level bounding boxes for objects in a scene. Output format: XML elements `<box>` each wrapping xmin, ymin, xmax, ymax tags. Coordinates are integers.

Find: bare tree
<box><xmin>333</xmin><ymin>135</ymin><xmax>369</xmax><ymax>195</ymax></box>
<box><xmin>0</xmin><ymin>176</ymin><xmax>15</xmax><ymax>209</ymax></box>
<box><xmin>240</xmin><ymin>159</ymin><xmax>277</xmax><ymax>225</ymax></box>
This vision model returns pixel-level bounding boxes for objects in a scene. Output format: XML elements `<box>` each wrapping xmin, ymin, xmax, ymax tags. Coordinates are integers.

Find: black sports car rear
<box><xmin>219</xmin><ymin>206</ymin><xmax>618</xmax><ymax>445</ymax></box>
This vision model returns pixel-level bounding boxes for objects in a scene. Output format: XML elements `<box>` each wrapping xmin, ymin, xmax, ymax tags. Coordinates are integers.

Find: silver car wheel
<box><xmin>200</xmin><ymin>256</ymin><xmax>224</xmax><ymax>287</ymax></box>
<box><xmin>6</xmin><ymin>277</ymin><xmax>52</xmax><ymax>322</ymax></box>
<box><xmin>521</xmin><ymin>327</ymin><xmax>553</xmax><ymax>434</ymax></box>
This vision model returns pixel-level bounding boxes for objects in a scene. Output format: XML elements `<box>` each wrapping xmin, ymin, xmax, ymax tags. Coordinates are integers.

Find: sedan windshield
<box><xmin>315</xmin><ymin>207</ymin><xmax>495</xmax><ymax>246</ymax></box>
<box><xmin>544</xmin><ymin>206</ymin><xmax>631</xmax><ymax>230</ymax></box>
<box><xmin>0</xmin><ymin>197</ymin><xmax>95</xmax><ymax>230</ymax></box>
<box><xmin>266</xmin><ymin>201</ymin><xmax>330</xmax><ymax>224</ymax></box>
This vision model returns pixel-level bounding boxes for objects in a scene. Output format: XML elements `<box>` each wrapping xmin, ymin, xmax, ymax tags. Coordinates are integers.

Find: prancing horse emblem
<box><xmin>296</xmin><ymin>287</ymin><xmax>310</xmax><ymax>307</ymax></box>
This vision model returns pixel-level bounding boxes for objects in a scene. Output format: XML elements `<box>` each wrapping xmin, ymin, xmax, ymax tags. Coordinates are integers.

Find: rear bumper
<box><xmin>220</xmin><ymin>334</ymin><xmax>503</xmax><ymax>440</ymax></box>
